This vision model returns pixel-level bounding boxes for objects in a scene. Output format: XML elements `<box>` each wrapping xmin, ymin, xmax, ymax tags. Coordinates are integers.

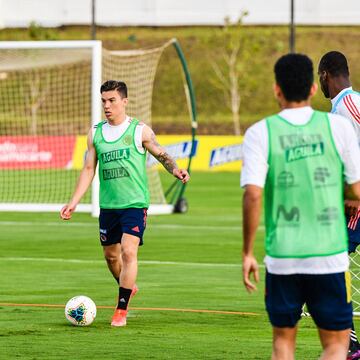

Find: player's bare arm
<box><xmin>345</xmin><ymin>181</ymin><xmax>360</xmax><ymax>216</ymax></box>
<box><xmin>60</xmin><ymin>129</ymin><xmax>98</xmax><ymax>220</ymax></box>
<box><xmin>142</xmin><ymin>125</ymin><xmax>190</xmax><ymax>184</ymax></box>
<box><xmin>242</xmin><ymin>185</ymin><xmax>262</xmax><ymax>293</ymax></box>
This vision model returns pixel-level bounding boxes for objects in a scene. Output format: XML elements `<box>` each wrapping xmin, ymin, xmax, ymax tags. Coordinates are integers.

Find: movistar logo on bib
<box><xmin>101</xmin><ymin>148</ymin><xmax>130</xmax><ymax>164</ymax></box>
<box><xmin>279</xmin><ymin>134</ymin><xmax>324</xmax><ymax>162</ymax></box>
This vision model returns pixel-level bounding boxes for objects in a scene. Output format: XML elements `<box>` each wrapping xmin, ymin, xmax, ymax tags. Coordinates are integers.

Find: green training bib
<box><xmin>93</xmin><ymin>119</ymin><xmax>149</xmax><ymax>209</ymax></box>
<box><xmin>264</xmin><ymin>110</ymin><xmax>348</xmax><ymax>258</ymax></box>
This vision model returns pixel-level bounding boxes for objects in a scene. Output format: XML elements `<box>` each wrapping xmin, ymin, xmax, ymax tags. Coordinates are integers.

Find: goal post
<box><xmin>0</xmin><ymin>39</ymin><xmax>196</xmax><ymax>216</ymax></box>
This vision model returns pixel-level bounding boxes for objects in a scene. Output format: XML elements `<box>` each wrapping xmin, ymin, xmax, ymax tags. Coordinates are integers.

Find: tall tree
<box><xmin>208</xmin><ymin>12</ymin><xmax>254</xmax><ymax>135</ymax></box>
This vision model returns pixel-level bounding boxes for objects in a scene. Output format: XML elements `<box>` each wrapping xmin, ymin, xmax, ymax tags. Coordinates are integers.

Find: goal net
<box><xmin>0</xmin><ymin>40</ymin><xmax>191</xmax><ymax>216</ymax></box>
<box><xmin>350</xmin><ymin>252</ymin><xmax>360</xmax><ymax>316</ymax></box>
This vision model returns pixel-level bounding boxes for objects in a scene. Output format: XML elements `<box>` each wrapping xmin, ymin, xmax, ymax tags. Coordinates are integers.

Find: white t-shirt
<box><xmin>241</xmin><ymin>106</ymin><xmax>360</xmax><ymax>275</ymax></box>
<box><xmin>331</xmin><ymin>87</ymin><xmax>360</xmax><ymax>143</ymax></box>
<box><xmin>92</xmin><ymin>116</ymin><xmax>146</xmax><ymax>154</ymax></box>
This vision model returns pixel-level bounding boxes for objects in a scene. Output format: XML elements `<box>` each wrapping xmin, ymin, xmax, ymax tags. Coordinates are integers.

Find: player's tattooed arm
<box><xmin>142</xmin><ymin>125</ymin><xmax>190</xmax><ymax>183</ymax></box>
<box><xmin>150</xmin><ymin>134</ymin><xmax>178</xmax><ymax>174</ymax></box>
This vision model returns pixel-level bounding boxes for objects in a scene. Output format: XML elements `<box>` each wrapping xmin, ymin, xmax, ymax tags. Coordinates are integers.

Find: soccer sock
<box><xmin>117</xmin><ymin>287</ymin><xmax>132</xmax><ymax>310</ymax></box>
<box><xmin>351</xmin><ymin>323</ymin><xmax>360</xmax><ymax>345</ymax></box>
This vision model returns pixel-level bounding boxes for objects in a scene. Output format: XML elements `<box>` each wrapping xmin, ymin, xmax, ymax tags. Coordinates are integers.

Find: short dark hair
<box><xmin>100</xmin><ymin>80</ymin><xmax>128</xmax><ymax>98</ymax></box>
<box><xmin>274</xmin><ymin>53</ymin><xmax>314</xmax><ymax>102</ymax></box>
<box><xmin>318</xmin><ymin>51</ymin><xmax>349</xmax><ymax>77</ymax></box>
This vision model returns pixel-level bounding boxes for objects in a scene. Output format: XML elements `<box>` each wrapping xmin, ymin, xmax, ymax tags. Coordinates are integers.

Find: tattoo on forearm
<box><xmin>156</xmin><ymin>151</ymin><xmax>178</xmax><ymax>174</ymax></box>
<box><xmin>149</xmin><ymin>133</ymin><xmax>178</xmax><ymax>174</ymax></box>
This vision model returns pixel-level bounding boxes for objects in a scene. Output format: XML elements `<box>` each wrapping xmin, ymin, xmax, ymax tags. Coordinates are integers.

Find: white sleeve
<box><xmin>328</xmin><ymin>113</ymin><xmax>360</xmax><ymax>184</ymax></box>
<box><xmin>336</xmin><ymin>93</ymin><xmax>360</xmax><ymax>143</ymax></box>
<box><xmin>240</xmin><ymin>120</ymin><xmax>269</xmax><ymax>188</ymax></box>
<box><xmin>135</xmin><ymin>124</ymin><xmax>146</xmax><ymax>154</ymax></box>
<box><xmin>337</xmin><ymin>93</ymin><xmax>360</xmax><ymax>127</ymax></box>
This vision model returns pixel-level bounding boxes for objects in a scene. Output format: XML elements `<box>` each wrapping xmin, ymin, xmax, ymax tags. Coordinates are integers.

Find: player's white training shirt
<box><xmin>92</xmin><ymin>116</ymin><xmax>146</xmax><ymax>154</ymax></box>
<box><xmin>331</xmin><ymin>87</ymin><xmax>360</xmax><ymax>143</ymax></box>
<box><xmin>241</xmin><ymin>106</ymin><xmax>360</xmax><ymax>275</ymax></box>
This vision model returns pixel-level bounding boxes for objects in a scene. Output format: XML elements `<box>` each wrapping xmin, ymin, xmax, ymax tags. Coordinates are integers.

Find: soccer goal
<box><xmin>0</xmin><ymin>40</ymin><xmax>197</xmax><ymax>216</ymax></box>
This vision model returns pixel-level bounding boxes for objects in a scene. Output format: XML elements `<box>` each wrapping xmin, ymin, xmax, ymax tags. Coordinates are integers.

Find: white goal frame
<box><xmin>0</xmin><ymin>40</ymin><xmax>174</xmax><ymax>216</ymax></box>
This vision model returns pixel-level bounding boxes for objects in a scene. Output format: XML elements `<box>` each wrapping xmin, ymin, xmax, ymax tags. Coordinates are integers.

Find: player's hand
<box><xmin>242</xmin><ymin>254</ymin><xmax>259</xmax><ymax>293</ymax></box>
<box><xmin>173</xmin><ymin>169</ymin><xmax>190</xmax><ymax>184</ymax></box>
<box><xmin>60</xmin><ymin>204</ymin><xmax>76</xmax><ymax>220</ymax></box>
<box><xmin>345</xmin><ymin>200</ymin><xmax>360</xmax><ymax>217</ymax></box>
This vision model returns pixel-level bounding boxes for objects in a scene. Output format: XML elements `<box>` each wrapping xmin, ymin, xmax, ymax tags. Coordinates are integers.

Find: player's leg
<box><xmin>347</xmin><ymin>211</ymin><xmax>360</xmax><ymax>359</ymax></box>
<box><xmin>305</xmin><ymin>272</ymin><xmax>352</xmax><ymax>360</ymax></box>
<box><xmin>99</xmin><ymin>209</ymin><xmax>123</xmax><ymax>284</ymax></box>
<box><xmin>265</xmin><ymin>272</ymin><xmax>303</xmax><ymax>359</ymax></box>
<box><xmin>118</xmin><ymin>233</ymin><xmax>140</xmax><ymax>301</ymax></box>
<box><xmin>111</xmin><ymin>208</ymin><xmax>147</xmax><ymax>327</ymax></box>
<box><xmin>103</xmin><ymin>243</ymin><xmax>122</xmax><ymax>284</ymax></box>
<box><xmin>318</xmin><ymin>328</ymin><xmax>349</xmax><ymax>360</ymax></box>
<box><xmin>272</xmin><ymin>327</ymin><xmax>297</xmax><ymax>360</ymax></box>
<box><xmin>111</xmin><ymin>233</ymin><xmax>139</xmax><ymax>327</ymax></box>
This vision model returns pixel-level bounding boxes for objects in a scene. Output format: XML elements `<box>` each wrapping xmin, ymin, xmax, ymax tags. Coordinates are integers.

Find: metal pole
<box><xmin>289</xmin><ymin>0</ymin><xmax>295</xmax><ymax>53</ymax></box>
<box><xmin>91</xmin><ymin>0</ymin><xmax>96</xmax><ymax>40</ymax></box>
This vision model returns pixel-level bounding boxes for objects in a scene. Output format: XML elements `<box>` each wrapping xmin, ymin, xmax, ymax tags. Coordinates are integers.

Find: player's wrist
<box><xmin>242</xmin><ymin>250</ymin><xmax>254</xmax><ymax>258</ymax></box>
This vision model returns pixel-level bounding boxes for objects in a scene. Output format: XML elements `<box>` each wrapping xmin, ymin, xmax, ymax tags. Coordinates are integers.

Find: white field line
<box><xmin>0</xmin><ymin>221</ymin><xmax>264</xmax><ymax>231</ymax></box>
<box><xmin>0</xmin><ymin>256</ymin><xmax>265</xmax><ymax>269</ymax></box>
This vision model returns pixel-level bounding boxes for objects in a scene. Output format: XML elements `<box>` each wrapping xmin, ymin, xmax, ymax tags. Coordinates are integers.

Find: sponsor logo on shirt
<box><xmin>103</xmin><ymin>167</ymin><xmax>130</xmax><ymax>180</ymax></box>
<box><xmin>317</xmin><ymin>207</ymin><xmax>339</xmax><ymax>225</ymax></box>
<box><xmin>123</xmin><ymin>135</ymin><xmax>133</xmax><ymax>146</ymax></box>
<box><xmin>277</xmin><ymin>171</ymin><xmax>296</xmax><ymax>188</ymax></box>
<box><xmin>285</xmin><ymin>142</ymin><xmax>324</xmax><ymax>162</ymax></box>
<box><xmin>101</xmin><ymin>148</ymin><xmax>130</xmax><ymax>164</ymax></box>
<box><xmin>313</xmin><ymin>167</ymin><xmax>336</xmax><ymax>188</ymax></box>
<box><xmin>276</xmin><ymin>205</ymin><xmax>300</xmax><ymax>226</ymax></box>
<box><xmin>279</xmin><ymin>133</ymin><xmax>324</xmax><ymax>162</ymax></box>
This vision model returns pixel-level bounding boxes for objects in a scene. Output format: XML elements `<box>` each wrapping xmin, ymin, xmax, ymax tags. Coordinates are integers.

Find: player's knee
<box><xmin>121</xmin><ymin>248</ymin><xmax>137</xmax><ymax>264</ymax></box>
<box><xmin>104</xmin><ymin>254</ymin><xmax>118</xmax><ymax>265</ymax></box>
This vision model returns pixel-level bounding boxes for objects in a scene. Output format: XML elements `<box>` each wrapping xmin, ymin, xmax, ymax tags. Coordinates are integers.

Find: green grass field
<box><xmin>0</xmin><ymin>172</ymin><xmax>355</xmax><ymax>359</ymax></box>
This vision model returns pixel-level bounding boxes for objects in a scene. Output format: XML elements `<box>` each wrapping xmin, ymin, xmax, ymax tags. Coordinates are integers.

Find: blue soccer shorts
<box><xmin>347</xmin><ymin>210</ymin><xmax>360</xmax><ymax>254</ymax></box>
<box><xmin>98</xmin><ymin>208</ymin><xmax>147</xmax><ymax>246</ymax></box>
<box><xmin>265</xmin><ymin>271</ymin><xmax>353</xmax><ymax>331</ymax></box>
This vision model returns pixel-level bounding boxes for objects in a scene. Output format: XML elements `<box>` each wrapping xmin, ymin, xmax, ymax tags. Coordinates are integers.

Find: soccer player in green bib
<box><xmin>241</xmin><ymin>54</ymin><xmax>360</xmax><ymax>359</ymax></box>
<box><xmin>61</xmin><ymin>80</ymin><xmax>190</xmax><ymax>327</ymax></box>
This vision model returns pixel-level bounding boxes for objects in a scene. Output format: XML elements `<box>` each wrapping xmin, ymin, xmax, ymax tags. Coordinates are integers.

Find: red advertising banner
<box><xmin>0</xmin><ymin>136</ymin><xmax>76</xmax><ymax>169</ymax></box>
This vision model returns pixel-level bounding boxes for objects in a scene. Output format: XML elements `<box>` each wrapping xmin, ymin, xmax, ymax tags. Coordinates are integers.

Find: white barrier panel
<box><xmin>0</xmin><ymin>0</ymin><xmax>359</xmax><ymax>27</ymax></box>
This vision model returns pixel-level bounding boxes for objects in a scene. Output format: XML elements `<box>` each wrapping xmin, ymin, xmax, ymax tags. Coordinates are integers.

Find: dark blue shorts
<box><xmin>99</xmin><ymin>208</ymin><xmax>147</xmax><ymax>246</ymax></box>
<box><xmin>265</xmin><ymin>271</ymin><xmax>352</xmax><ymax>331</ymax></box>
<box><xmin>347</xmin><ymin>212</ymin><xmax>360</xmax><ymax>254</ymax></box>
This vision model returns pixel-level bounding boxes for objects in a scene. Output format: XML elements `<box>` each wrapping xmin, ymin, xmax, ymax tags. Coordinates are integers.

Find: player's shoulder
<box><xmin>337</xmin><ymin>92</ymin><xmax>360</xmax><ymax>118</ymax></box>
<box><xmin>244</xmin><ymin>119</ymin><xmax>267</xmax><ymax>138</ymax></box>
<box><xmin>340</xmin><ymin>92</ymin><xmax>360</xmax><ymax>108</ymax></box>
<box><xmin>93</xmin><ymin>120</ymin><xmax>107</xmax><ymax>129</ymax></box>
<box><xmin>129</xmin><ymin>117</ymin><xmax>147</xmax><ymax>128</ymax></box>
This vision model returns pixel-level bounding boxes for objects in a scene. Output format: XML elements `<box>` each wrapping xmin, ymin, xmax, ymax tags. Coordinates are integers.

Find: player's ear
<box><xmin>309</xmin><ymin>83</ymin><xmax>318</xmax><ymax>97</ymax></box>
<box><xmin>122</xmin><ymin>97</ymin><xmax>129</xmax><ymax>105</ymax></box>
<box><xmin>273</xmin><ymin>83</ymin><xmax>282</xmax><ymax>100</ymax></box>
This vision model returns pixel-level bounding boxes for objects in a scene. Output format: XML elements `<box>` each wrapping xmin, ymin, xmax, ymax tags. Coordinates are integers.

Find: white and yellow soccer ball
<box><xmin>65</xmin><ymin>295</ymin><xmax>97</xmax><ymax>326</ymax></box>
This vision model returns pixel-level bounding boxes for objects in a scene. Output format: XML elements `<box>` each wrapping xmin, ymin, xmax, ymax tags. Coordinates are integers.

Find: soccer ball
<box><xmin>65</xmin><ymin>295</ymin><xmax>97</xmax><ymax>326</ymax></box>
